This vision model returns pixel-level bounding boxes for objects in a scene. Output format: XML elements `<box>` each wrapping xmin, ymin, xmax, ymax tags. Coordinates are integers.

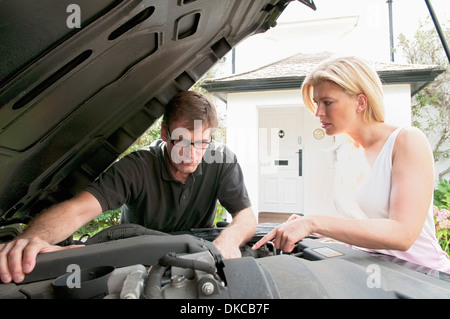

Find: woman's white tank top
<box><xmin>354</xmin><ymin>127</ymin><xmax>450</xmax><ymax>274</ymax></box>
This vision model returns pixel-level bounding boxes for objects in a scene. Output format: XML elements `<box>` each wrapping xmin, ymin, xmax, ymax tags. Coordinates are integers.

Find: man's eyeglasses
<box><xmin>167</xmin><ymin>128</ymin><xmax>212</xmax><ymax>150</ymax></box>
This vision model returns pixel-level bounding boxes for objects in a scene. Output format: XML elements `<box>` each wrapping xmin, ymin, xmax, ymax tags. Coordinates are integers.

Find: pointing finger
<box><xmin>252</xmin><ymin>228</ymin><xmax>278</xmax><ymax>250</ymax></box>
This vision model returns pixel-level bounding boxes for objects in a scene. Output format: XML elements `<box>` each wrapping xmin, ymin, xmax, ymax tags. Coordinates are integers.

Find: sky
<box><xmin>279</xmin><ymin>0</ymin><xmax>449</xmax><ymax>36</ymax></box>
<box><xmin>392</xmin><ymin>0</ymin><xmax>449</xmax><ymax>37</ymax></box>
<box><xmin>280</xmin><ymin>0</ymin><xmax>450</xmax><ymax>62</ymax></box>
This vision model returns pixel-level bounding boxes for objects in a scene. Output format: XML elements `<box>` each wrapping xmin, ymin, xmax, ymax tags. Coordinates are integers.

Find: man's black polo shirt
<box><xmin>85</xmin><ymin>140</ymin><xmax>251</xmax><ymax>232</ymax></box>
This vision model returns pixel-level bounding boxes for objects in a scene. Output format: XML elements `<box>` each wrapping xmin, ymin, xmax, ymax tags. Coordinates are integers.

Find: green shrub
<box><xmin>74</xmin><ymin>209</ymin><xmax>121</xmax><ymax>239</ymax></box>
<box><xmin>433</xmin><ymin>180</ymin><xmax>450</xmax><ymax>256</ymax></box>
<box><xmin>434</xmin><ymin>179</ymin><xmax>450</xmax><ymax>210</ymax></box>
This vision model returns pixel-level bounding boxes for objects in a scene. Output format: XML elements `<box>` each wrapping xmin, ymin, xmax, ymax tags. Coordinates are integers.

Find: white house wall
<box><xmin>383</xmin><ymin>84</ymin><xmax>412</xmax><ymax>127</ymax></box>
<box><xmin>225</xmin><ymin>84</ymin><xmax>412</xmax><ymax>219</ymax></box>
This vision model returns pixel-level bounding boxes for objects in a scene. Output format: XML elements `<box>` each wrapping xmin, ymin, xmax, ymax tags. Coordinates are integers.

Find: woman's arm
<box><xmin>254</xmin><ymin>127</ymin><xmax>435</xmax><ymax>253</ymax></box>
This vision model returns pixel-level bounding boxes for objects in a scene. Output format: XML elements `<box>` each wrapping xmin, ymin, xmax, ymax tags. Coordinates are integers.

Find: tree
<box><xmin>398</xmin><ymin>18</ymin><xmax>450</xmax><ymax>180</ymax></box>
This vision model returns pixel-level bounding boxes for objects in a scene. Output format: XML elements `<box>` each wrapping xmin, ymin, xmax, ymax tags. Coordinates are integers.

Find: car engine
<box><xmin>1</xmin><ymin>223</ymin><xmax>450</xmax><ymax>299</ymax></box>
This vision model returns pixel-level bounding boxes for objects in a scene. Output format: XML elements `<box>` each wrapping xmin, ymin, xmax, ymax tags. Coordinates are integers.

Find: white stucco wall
<box><xmin>383</xmin><ymin>84</ymin><xmax>412</xmax><ymax>127</ymax></box>
<box><xmin>225</xmin><ymin>84</ymin><xmax>412</xmax><ymax>218</ymax></box>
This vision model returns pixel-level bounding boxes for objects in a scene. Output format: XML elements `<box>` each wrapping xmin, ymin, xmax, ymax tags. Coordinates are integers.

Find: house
<box><xmin>202</xmin><ymin>52</ymin><xmax>444</xmax><ymax>220</ymax></box>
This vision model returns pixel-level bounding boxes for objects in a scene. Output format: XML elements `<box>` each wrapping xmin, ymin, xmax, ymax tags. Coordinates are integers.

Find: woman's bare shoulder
<box><xmin>394</xmin><ymin>126</ymin><xmax>433</xmax><ymax>161</ymax></box>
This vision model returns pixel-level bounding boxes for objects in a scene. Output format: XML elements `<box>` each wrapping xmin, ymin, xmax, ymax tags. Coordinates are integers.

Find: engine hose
<box><xmin>85</xmin><ymin>224</ymin><xmax>169</xmax><ymax>245</ymax></box>
<box><xmin>144</xmin><ymin>251</ymin><xmax>221</xmax><ymax>299</ymax></box>
<box><xmin>143</xmin><ymin>264</ymin><xmax>169</xmax><ymax>299</ymax></box>
<box><xmin>159</xmin><ymin>252</ymin><xmax>218</xmax><ymax>279</ymax></box>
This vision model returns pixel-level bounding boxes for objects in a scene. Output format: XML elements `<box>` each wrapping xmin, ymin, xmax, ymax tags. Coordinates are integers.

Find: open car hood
<box><xmin>0</xmin><ymin>0</ymin><xmax>310</xmax><ymax>225</ymax></box>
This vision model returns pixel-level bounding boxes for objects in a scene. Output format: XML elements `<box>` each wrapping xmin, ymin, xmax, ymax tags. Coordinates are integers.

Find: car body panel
<box><xmin>0</xmin><ymin>0</ymin><xmax>293</xmax><ymax>225</ymax></box>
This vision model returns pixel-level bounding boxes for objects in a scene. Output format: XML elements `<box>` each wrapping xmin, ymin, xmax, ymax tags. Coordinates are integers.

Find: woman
<box><xmin>253</xmin><ymin>56</ymin><xmax>450</xmax><ymax>274</ymax></box>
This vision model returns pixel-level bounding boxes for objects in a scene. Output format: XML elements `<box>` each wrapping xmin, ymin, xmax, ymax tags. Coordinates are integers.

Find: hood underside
<box><xmin>0</xmin><ymin>0</ymin><xmax>306</xmax><ymax>225</ymax></box>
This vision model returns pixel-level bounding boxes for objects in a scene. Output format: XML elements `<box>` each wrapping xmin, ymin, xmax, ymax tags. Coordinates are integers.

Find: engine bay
<box><xmin>1</xmin><ymin>223</ymin><xmax>450</xmax><ymax>299</ymax></box>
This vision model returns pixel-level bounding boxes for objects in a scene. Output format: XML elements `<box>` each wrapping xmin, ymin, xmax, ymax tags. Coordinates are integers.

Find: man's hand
<box><xmin>212</xmin><ymin>239</ymin><xmax>242</xmax><ymax>259</ymax></box>
<box><xmin>213</xmin><ymin>207</ymin><xmax>257</xmax><ymax>259</ymax></box>
<box><xmin>0</xmin><ymin>191</ymin><xmax>102</xmax><ymax>284</ymax></box>
<box><xmin>0</xmin><ymin>237</ymin><xmax>83</xmax><ymax>284</ymax></box>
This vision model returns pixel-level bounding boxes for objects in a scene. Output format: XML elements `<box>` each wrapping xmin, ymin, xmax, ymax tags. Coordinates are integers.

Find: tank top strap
<box><xmin>372</xmin><ymin>126</ymin><xmax>404</xmax><ymax>170</ymax></box>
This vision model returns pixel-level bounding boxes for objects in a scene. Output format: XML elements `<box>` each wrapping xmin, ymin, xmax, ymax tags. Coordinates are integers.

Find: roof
<box><xmin>202</xmin><ymin>52</ymin><xmax>445</xmax><ymax>98</ymax></box>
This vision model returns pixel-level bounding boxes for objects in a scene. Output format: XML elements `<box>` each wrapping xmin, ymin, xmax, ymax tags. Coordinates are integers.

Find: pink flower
<box><xmin>439</xmin><ymin>219</ymin><xmax>450</xmax><ymax>230</ymax></box>
<box><xmin>436</xmin><ymin>209</ymin><xmax>450</xmax><ymax>222</ymax></box>
<box><xmin>435</xmin><ymin>209</ymin><xmax>450</xmax><ymax>230</ymax></box>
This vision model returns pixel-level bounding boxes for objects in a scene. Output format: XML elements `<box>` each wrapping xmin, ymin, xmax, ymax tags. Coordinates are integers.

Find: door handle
<box><xmin>297</xmin><ymin>149</ymin><xmax>302</xmax><ymax>176</ymax></box>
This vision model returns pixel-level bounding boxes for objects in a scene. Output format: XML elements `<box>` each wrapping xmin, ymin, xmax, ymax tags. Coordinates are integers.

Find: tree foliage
<box><xmin>398</xmin><ymin>18</ymin><xmax>450</xmax><ymax>180</ymax></box>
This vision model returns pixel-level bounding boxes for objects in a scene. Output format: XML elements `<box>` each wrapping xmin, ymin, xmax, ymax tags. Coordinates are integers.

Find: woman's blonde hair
<box><xmin>301</xmin><ymin>56</ymin><xmax>385</xmax><ymax>124</ymax></box>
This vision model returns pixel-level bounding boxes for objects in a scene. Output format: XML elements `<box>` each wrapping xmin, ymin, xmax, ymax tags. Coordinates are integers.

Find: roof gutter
<box><xmin>203</xmin><ymin>68</ymin><xmax>445</xmax><ymax>96</ymax></box>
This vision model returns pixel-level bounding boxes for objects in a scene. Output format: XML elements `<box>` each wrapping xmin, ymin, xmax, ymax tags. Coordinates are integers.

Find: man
<box><xmin>0</xmin><ymin>91</ymin><xmax>256</xmax><ymax>284</ymax></box>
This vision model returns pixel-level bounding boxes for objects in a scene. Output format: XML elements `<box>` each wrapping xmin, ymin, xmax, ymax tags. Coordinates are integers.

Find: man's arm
<box><xmin>0</xmin><ymin>191</ymin><xmax>102</xmax><ymax>283</ymax></box>
<box><xmin>212</xmin><ymin>207</ymin><xmax>257</xmax><ymax>259</ymax></box>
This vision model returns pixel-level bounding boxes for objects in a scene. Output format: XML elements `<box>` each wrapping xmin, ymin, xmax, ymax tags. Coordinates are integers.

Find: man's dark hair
<box><xmin>163</xmin><ymin>91</ymin><xmax>218</xmax><ymax>130</ymax></box>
